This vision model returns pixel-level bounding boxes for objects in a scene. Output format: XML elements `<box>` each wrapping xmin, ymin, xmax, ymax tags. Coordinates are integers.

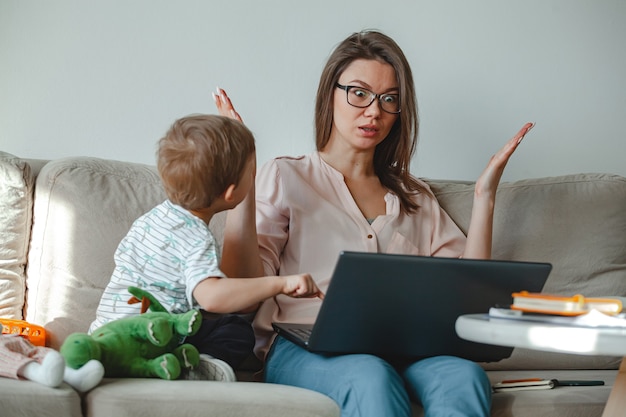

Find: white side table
<box><xmin>456</xmin><ymin>314</ymin><xmax>626</xmax><ymax>417</ymax></box>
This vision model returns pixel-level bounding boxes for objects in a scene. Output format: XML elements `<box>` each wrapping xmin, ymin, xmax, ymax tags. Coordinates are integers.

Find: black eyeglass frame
<box><xmin>335</xmin><ymin>83</ymin><xmax>401</xmax><ymax>114</ymax></box>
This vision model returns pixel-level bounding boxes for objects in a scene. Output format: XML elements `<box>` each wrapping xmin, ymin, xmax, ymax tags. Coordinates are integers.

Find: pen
<box><xmin>553</xmin><ymin>380</ymin><xmax>604</xmax><ymax>386</ymax></box>
<box><xmin>499</xmin><ymin>378</ymin><xmax>605</xmax><ymax>387</ymax></box>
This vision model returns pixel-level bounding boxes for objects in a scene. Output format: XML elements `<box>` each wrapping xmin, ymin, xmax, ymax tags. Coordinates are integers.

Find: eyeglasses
<box><xmin>335</xmin><ymin>83</ymin><xmax>401</xmax><ymax>114</ymax></box>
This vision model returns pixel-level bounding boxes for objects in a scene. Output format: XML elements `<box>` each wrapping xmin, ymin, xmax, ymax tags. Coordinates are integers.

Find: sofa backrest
<box><xmin>428</xmin><ymin>174</ymin><xmax>626</xmax><ymax>370</ymax></box>
<box><xmin>23</xmin><ymin>156</ymin><xmax>226</xmax><ymax>349</ymax></box>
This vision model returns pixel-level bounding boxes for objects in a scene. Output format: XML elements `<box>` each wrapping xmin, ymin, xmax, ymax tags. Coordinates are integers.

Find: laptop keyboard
<box><xmin>291</xmin><ymin>327</ymin><xmax>312</xmax><ymax>339</ymax></box>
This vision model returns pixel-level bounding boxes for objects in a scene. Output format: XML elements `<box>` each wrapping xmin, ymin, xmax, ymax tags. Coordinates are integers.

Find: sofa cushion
<box><xmin>0</xmin><ymin>379</ymin><xmax>82</xmax><ymax>417</ymax></box>
<box><xmin>429</xmin><ymin>173</ymin><xmax>626</xmax><ymax>370</ymax></box>
<box><xmin>25</xmin><ymin>157</ymin><xmax>167</xmax><ymax>349</ymax></box>
<box><xmin>0</xmin><ymin>151</ymin><xmax>34</xmax><ymax>319</ymax></box>
<box><xmin>85</xmin><ymin>378</ymin><xmax>339</xmax><ymax>417</ymax></box>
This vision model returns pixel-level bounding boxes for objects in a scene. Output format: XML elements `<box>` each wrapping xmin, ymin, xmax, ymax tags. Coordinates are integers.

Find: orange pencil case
<box><xmin>0</xmin><ymin>319</ymin><xmax>47</xmax><ymax>346</ymax></box>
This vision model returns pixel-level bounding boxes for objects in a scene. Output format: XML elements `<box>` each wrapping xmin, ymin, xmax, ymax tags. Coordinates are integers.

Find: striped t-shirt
<box><xmin>89</xmin><ymin>200</ymin><xmax>224</xmax><ymax>333</ymax></box>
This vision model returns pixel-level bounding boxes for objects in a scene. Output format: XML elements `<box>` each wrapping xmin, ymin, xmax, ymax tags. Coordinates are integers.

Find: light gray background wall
<box><xmin>1</xmin><ymin>0</ymin><xmax>624</xmax><ymax>181</ymax></box>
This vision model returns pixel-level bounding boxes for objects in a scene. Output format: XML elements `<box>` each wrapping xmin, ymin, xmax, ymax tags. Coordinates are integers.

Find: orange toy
<box><xmin>0</xmin><ymin>319</ymin><xmax>46</xmax><ymax>346</ymax></box>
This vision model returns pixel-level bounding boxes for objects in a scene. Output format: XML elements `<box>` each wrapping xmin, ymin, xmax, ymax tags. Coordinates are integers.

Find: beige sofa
<box><xmin>1</xmin><ymin>150</ymin><xmax>625</xmax><ymax>417</ymax></box>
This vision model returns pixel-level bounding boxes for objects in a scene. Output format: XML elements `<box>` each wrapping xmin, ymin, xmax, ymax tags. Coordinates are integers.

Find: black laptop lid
<box><xmin>305</xmin><ymin>251</ymin><xmax>551</xmax><ymax>362</ymax></box>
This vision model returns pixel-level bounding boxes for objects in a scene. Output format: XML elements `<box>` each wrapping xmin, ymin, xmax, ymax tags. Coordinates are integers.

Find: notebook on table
<box><xmin>272</xmin><ymin>251</ymin><xmax>551</xmax><ymax>362</ymax></box>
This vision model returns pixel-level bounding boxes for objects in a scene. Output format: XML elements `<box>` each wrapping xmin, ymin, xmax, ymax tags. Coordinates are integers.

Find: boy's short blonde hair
<box><xmin>157</xmin><ymin>114</ymin><xmax>255</xmax><ymax>210</ymax></box>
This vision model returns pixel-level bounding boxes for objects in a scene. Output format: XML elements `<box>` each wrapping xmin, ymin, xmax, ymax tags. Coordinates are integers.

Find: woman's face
<box><xmin>329</xmin><ymin>59</ymin><xmax>399</xmax><ymax>152</ymax></box>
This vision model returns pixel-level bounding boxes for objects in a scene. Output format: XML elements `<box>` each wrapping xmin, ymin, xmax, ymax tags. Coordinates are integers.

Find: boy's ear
<box><xmin>222</xmin><ymin>184</ymin><xmax>237</xmax><ymax>203</ymax></box>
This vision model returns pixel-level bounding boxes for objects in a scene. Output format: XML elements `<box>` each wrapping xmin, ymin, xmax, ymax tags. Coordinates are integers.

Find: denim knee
<box><xmin>403</xmin><ymin>356</ymin><xmax>491</xmax><ymax>417</ymax></box>
<box><xmin>327</xmin><ymin>355</ymin><xmax>411</xmax><ymax>417</ymax></box>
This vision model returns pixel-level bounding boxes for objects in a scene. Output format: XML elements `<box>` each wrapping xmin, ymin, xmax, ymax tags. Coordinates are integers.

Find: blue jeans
<box><xmin>265</xmin><ymin>337</ymin><xmax>491</xmax><ymax>417</ymax></box>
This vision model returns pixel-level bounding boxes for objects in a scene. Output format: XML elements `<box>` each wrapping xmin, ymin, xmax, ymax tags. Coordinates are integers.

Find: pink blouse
<box><xmin>252</xmin><ymin>152</ymin><xmax>466</xmax><ymax>359</ymax></box>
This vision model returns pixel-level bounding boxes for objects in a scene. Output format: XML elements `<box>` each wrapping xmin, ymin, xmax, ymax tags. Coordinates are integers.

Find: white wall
<box><xmin>1</xmin><ymin>0</ymin><xmax>625</xmax><ymax>181</ymax></box>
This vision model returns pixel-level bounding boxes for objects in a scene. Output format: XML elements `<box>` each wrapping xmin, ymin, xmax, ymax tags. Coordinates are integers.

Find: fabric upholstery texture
<box><xmin>0</xmin><ymin>378</ymin><xmax>82</xmax><ymax>417</ymax></box>
<box><xmin>25</xmin><ymin>157</ymin><xmax>167</xmax><ymax>349</ymax></box>
<box><xmin>0</xmin><ymin>151</ymin><xmax>34</xmax><ymax>319</ymax></box>
<box><xmin>85</xmin><ymin>378</ymin><xmax>340</xmax><ymax>417</ymax></box>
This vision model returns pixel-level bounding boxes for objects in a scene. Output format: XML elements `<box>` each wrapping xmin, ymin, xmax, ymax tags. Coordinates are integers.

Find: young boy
<box><xmin>89</xmin><ymin>115</ymin><xmax>322</xmax><ymax>381</ymax></box>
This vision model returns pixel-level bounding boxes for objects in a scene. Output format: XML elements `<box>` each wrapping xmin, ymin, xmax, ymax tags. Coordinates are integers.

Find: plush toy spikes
<box><xmin>127</xmin><ymin>286</ymin><xmax>168</xmax><ymax>313</ymax></box>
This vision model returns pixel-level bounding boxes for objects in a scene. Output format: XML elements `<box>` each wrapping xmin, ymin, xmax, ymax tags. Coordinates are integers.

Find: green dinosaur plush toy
<box><xmin>61</xmin><ymin>286</ymin><xmax>202</xmax><ymax>380</ymax></box>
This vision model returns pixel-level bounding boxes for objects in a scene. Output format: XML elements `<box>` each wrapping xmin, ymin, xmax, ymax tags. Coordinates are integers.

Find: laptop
<box><xmin>273</xmin><ymin>251</ymin><xmax>551</xmax><ymax>362</ymax></box>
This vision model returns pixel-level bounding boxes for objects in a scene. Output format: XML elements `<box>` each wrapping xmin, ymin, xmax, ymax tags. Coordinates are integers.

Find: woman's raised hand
<box><xmin>212</xmin><ymin>87</ymin><xmax>243</xmax><ymax>122</ymax></box>
<box><xmin>474</xmin><ymin>122</ymin><xmax>535</xmax><ymax>198</ymax></box>
<box><xmin>463</xmin><ymin>122</ymin><xmax>535</xmax><ymax>259</ymax></box>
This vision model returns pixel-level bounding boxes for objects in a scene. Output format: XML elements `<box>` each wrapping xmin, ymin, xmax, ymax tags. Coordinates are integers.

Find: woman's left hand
<box><xmin>474</xmin><ymin>122</ymin><xmax>535</xmax><ymax>198</ymax></box>
<box><xmin>464</xmin><ymin>122</ymin><xmax>535</xmax><ymax>259</ymax></box>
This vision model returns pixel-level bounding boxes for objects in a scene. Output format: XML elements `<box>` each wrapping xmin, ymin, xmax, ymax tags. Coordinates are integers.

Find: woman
<box><xmin>215</xmin><ymin>30</ymin><xmax>533</xmax><ymax>417</ymax></box>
